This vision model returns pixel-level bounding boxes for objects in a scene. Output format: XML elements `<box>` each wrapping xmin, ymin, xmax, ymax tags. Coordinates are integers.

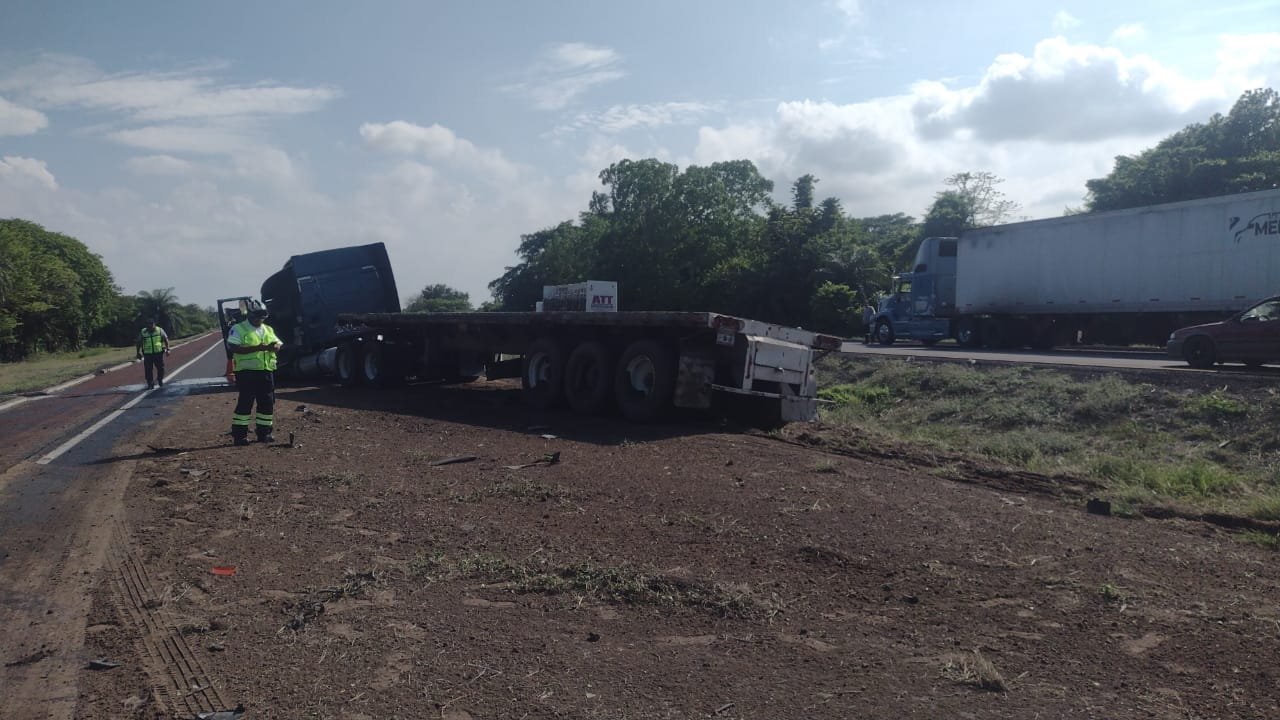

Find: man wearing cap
<box><xmin>136</xmin><ymin>318</ymin><xmax>171</xmax><ymax>389</ymax></box>
<box><xmin>227</xmin><ymin>307</ymin><xmax>283</xmax><ymax>445</ymax></box>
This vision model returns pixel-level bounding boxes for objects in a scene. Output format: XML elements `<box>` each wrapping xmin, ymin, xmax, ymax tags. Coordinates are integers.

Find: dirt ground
<box><xmin>70</xmin><ymin>378</ymin><xmax>1280</xmax><ymax>719</ymax></box>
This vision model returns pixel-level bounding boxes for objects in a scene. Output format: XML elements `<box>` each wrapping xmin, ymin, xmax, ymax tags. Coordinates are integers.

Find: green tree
<box><xmin>137</xmin><ymin>288</ymin><xmax>183</xmax><ymax>335</ymax></box>
<box><xmin>406</xmin><ymin>284</ymin><xmax>473</xmax><ymax>313</ymax></box>
<box><xmin>1086</xmin><ymin>87</ymin><xmax>1280</xmax><ymax>211</ymax></box>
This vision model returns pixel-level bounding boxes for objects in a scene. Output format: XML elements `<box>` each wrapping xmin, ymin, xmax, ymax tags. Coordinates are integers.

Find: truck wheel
<box><xmin>335</xmin><ymin>344</ymin><xmax>358</xmax><ymax>385</ymax></box>
<box><xmin>615</xmin><ymin>339</ymin><xmax>675</xmax><ymax>423</ymax></box>
<box><xmin>956</xmin><ymin>319</ymin><xmax>982</xmax><ymax>348</ymax></box>
<box><xmin>875</xmin><ymin>321</ymin><xmax>895</xmax><ymax>346</ymax></box>
<box><xmin>359</xmin><ymin>343</ymin><xmax>402</xmax><ymax>386</ymax></box>
<box><xmin>1183</xmin><ymin>336</ymin><xmax>1217</xmax><ymax>369</ymax></box>
<box><xmin>521</xmin><ymin>337</ymin><xmax>565</xmax><ymax>410</ymax></box>
<box><xmin>564</xmin><ymin>341</ymin><xmax>613</xmax><ymax>414</ymax></box>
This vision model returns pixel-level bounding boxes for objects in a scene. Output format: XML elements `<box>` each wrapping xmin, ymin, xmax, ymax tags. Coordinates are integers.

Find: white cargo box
<box><xmin>539</xmin><ymin>281</ymin><xmax>618</xmax><ymax>312</ymax></box>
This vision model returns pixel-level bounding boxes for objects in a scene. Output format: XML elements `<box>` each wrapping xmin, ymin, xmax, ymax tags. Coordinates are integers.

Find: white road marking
<box><xmin>36</xmin><ymin>336</ymin><xmax>226</xmax><ymax>465</ymax></box>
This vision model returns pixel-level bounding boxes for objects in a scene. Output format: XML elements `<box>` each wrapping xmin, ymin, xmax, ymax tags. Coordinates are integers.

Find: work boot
<box><xmin>233</xmin><ymin>437</ymin><xmax>250</xmax><ymax>447</ymax></box>
<box><xmin>257</xmin><ymin>432</ymin><xmax>276</xmax><ymax>444</ymax></box>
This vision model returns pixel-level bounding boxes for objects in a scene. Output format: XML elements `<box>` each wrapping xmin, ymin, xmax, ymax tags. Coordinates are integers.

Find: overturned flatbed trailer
<box><xmin>333</xmin><ymin>310</ymin><xmax>842</xmax><ymax>424</ymax></box>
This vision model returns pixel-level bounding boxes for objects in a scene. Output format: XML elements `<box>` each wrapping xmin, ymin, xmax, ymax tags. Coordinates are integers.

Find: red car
<box><xmin>1167</xmin><ymin>295</ymin><xmax>1280</xmax><ymax>368</ymax></box>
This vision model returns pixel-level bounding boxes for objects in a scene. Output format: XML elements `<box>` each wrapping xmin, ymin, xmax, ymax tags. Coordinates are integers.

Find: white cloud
<box><xmin>910</xmin><ymin>37</ymin><xmax>1221</xmax><ymax>142</ymax></box>
<box><xmin>108</xmin><ymin>124</ymin><xmax>256</xmax><ymax>155</ymax></box>
<box><xmin>692</xmin><ymin>34</ymin><xmax>1280</xmax><ymax>223</ymax></box>
<box><xmin>832</xmin><ymin>0</ymin><xmax>862</xmax><ymax>24</ymax></box>
<box><xmin>0</xmin><ymin>55</ymin><xmax>339</xmax><ymax>123</ymax></box>
<box><xmin>0</xmin><ymin>96</ymin><xmax>48</xmax><ymax>135</ymax></box>
<box><xmin>503</xmin><ymin>42</ymin><xmax>625</xmax><ymax>110</ymax></box>
<box><xmin>124</xmin><ymin>154</ymin><xmax>194</xmax><ymax>175</ymax></box>
<box><xmin>0</xmin><ymin>155</ymin><xmax>58</xmax><ymax>190</ymax></box>
<box><xmin>559</xmin><ymin>101</ymin><xmax>714</xmax><ymax>134</ymax></box>
<box><xmin>360</xmin><ymin>121</ymin><xmax>521</xmax><ymax>183</ymax></box>
<box><xmin>1052</xmin><ymin>11</ymin><xmax>1081</xmax><ymax>33</ymax></box>
<box><xmin>1110</xmin><ymin>23</ymin><xmax>1146</xmax><ymax>42</ymax></box>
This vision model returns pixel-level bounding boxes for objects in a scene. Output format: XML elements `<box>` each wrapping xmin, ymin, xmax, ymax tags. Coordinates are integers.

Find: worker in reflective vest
<box><xmin>227</xmin><ymin>307</ymin><xmax>283</xmax><ymax>445</ymax></box>
<box><xmin>136</xmin><ymin>318</ymin><xmax>171</xmax><ymax>389</ymax></box>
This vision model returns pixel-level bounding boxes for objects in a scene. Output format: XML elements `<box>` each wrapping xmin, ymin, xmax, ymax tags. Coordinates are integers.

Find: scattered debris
<box><xmin>295</xmin><ymin>405</ymin><xmax>308</xmax><ymax>412</ymax></box>
<box><xmin>147</xmin><ymin>445</ymin><xmax>182</xmax><ymax>455</ymax></box>
<box><xmin>1086</xmin><ymin>498</ymin><xmax>1112</xmax><ymax>516</ymax></box>
<box><xmin>586</xmin><ymin>632</ymin><xmax>600</xmax><ymax>642</ymax></box>
<box><xmin>197</xmin><ymin>704</ymin><xmax>246</xmax><ymax>720</ymax></box>
<box><xmin>4</xmin><ymin>647</ymin><xmax>50</xmax><ymax>667</ymax></box>
<box><xmin>505</xmin><ymin>451</ymin><xmax>561</xmax><ymax>470</ymax></box>
<box><xmin>208</xmin><ymin>643</ymin><xmax>225</xmax><ymax>652</ymax></box>
<box><xmin>431</xmin><ymin>455</ymin><xmax>479</xmax><ymax>467</ymax></box>
<box><xmin>211</xmin><ymin>566</ymin><xmax>237</xmax><ymax>577</ymax></box>
<box><xmin>715</xmin><ymin>703</ymin><xmax>736</xmax><ymax>715</ymax></box>
<box><xmin>540</xmin><ymin>433</ymin><xmax>558</xmax><ymax>440</ymax></box>
<box><xmin>288</xmin><ymin>431</ymin><xmax>296</xmax><ymax>448</ymax></box>
<box><xmin>86</xmin><ymin>658</ymin><xmax>121</xmax><ymax>671</ymax></box>
<box><xmin>180</xmin><ymin>468</ymin><xmax>206</xmax><ymax>478</ymax></box>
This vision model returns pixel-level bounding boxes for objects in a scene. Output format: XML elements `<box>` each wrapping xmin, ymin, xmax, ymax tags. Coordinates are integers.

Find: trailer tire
<box><xmin>956</xmin><ymin>319</ymin><xmax>982</xmax><ymax>348</ymax></box>
<box><xmin>335</xmin><ymin>344</ymin><xmax>358</xmax><ymax>385</ymax></box>
<box><xmin>359</xmin><ymin>342</ymin><xmax>402</xmax><ymax>386</ymax></box>
<box><xmin>875</xmin><ymin>321</ymin><xmax>895</xmax><ymax>346</ymax></box>
<box><xmin>564</xmin><ymin>341</ymin><xmax>613</xmax><ymax>415</ymax></box>
<box><xmin>1183</xmin><ymin>336</ymin><xmax>1216</xmax><ymax>369</ymax></box>
<box><xmin>522</xmin><ymin>337</ymin><xmax>565</xmax><ymax>410</ymax></box>
<box><xmin>615</xmin><ymin>339</ymin><xmax>676</xmax><ymax>423</ymax></box>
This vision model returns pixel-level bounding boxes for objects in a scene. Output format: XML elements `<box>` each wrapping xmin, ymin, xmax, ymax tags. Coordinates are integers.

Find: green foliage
<box><xmin>0</xmin><ymin>219</ymin><xmax>117</xmax><ymax>360</ymax></box>
<box><xmin>406</xmin><ymin>283</ymin><xmax>472</xmax><ymax>313</ymax></box>
<box><xmin>1086</xmin><ymin>87</ymin><xmax>1280</xmax><ymax>211</ymax></box>
<box><xmin>921</xmin><ymin>172</ymin><xmax>1021</xmax><ymax>239</ymax></box>
<box><xmin>1182</xmin><ymin>391</ymin><xmax>1249</xmax><ymax>421</ymax></box>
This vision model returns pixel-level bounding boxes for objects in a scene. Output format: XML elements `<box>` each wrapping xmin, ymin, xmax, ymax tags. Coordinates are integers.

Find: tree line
<box><xmin>468</xmin><ymin>87</ymin><xmax>1278</xmax><ymax>335</ymax></box>
<box><xmin>0</xmin><ymin>219</ymin><xmax>215</xmax><ymax>361</ymax></box>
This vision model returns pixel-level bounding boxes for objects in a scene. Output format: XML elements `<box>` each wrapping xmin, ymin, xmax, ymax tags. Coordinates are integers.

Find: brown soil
<box><xmin>73</xmin><ymin>379</ymin><xmax>1280</xmax><ymax>719</ymax></box>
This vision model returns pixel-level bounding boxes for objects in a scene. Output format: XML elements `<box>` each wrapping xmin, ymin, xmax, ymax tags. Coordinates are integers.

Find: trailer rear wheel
<box><xmin>955</xmin><ymin>319</ymin><xmax>981</xmax><ymax>348</ymax></box>
<box><xmin>1183</xmin><ymin>336</ymin><xmax>1216</xmax><ymax>369</ymax></box>
<box><xmin>335</xmin><ymin>344</ymin><xmax>358</xmax><ymax>385</ymax></box>
<box><xmin>980</xmin><ymin>318</ymin><xmax>1006</xmax><ymax>349</ymax></box>
<box><xmin>564</xmin><ymin>341</ymin><xmax>613</xmax><ymax>414</ymax></box>
<box><xmin>522</xmin><ymin>337</ymin><xmax>565</xmax><ymax>410</ymax></box>
<box><xmin>615</xmin><ymin>339</ymin><xmax>675</xmax><ymax>423</ymax></box>
<box><xmin>359</xmin><ymin>342</ymin><xmax>402</xmax><ymax>386</ymax></box>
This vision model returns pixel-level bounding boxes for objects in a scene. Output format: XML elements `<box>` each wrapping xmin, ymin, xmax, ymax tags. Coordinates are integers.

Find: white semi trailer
<box><xmin>874</xmin><ymin>188</ymin><xmax>1280</xmax><ymax>348</ymax></box>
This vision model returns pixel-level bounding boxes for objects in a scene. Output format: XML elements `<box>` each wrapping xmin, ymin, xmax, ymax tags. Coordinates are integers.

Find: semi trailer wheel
<box><xmin>564</xmin><ymin>341</ymin><xmax>613</xmax><ymax>414</ymax></box>
<box><xmin>521</xmin><ymin>337</ymin><xmax>565</xmax><ymax>410</ymax></box>
<box><xmin>359</xmin><ymin>342</ymin><xmax>402</xmax><ymax>386</ymax></box>
<box><xmin>614</xmin><ymin>339</ymin><xmax>675</xmax><ymax>423</ymax></box>
<box><xmin>335</xmin><ymin>344</ymin><xmax>358</xmax><ymax>385</ymax></box>
<box><xmin>956</xmin><ymin>319</ymin><xmax>981</xmax><ymax>348</ymax></box>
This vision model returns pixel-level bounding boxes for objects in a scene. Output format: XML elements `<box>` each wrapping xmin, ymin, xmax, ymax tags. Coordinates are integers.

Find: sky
<box><xmin>2</xmin><ymin>0</ymin><xmax>1279</xmax><ymax>309</ymax></box>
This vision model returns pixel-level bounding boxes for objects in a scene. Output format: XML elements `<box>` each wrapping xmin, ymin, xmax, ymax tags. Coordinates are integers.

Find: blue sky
<box><xmin>2</xmin><ymin>0</ymin><xmax>1278</xmax><ymax>308</ymax></box>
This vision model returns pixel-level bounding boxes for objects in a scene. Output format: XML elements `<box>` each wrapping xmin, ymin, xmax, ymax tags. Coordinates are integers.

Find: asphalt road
<box><xmin>0</xmin><ymin>332</ymin><xmax>231</xmax><ymax>717</ymax></box>
<box><xmin>838</xmin><ymin>339</ymin><xmax>1280</xmax><ymax>375</ymax></box>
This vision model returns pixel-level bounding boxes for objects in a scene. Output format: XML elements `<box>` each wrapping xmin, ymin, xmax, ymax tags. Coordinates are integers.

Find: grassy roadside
<box><xmin>0</xmin><ymin>345</ymin><xmax>140</xmax><ymax>395</ymax></box>
<box><xmin>813</xmin><ymin>356</ymin><xmax>1280</xmax><ymax>527</ymax></box>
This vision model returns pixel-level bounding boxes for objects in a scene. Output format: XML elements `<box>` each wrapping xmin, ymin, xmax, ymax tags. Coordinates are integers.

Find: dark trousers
<box><xmin>143</xmin><ymin>353</ymin><xmax>166</xmax><ymax>385</ymax></box>
<box><xmin>232</xmin><ymin>370</ymin><xmax>275</xmax><ymax>439</ymax></box>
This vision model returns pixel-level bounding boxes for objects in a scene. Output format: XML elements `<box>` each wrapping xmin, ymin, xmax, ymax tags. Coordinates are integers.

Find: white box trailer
<box><xmin>958</xmin><ymin>190</ymin><xmax>1280</xmax><ymax>316</ymax></box>
<box><xmin>873</xmin><ymin>188</ymin><xmax>1280</xmax><ymax>348</ymax></box>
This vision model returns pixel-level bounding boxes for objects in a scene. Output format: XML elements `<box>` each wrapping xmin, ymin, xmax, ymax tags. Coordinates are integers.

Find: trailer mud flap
<box><xmin>782</xmin><ymin>396</ymin><xmax>818</xmax><ymax>423</ymax></box>
<box><xmin>674</xmin><ymin>352</ymin><xmax>714</xmax><ymax>409</ymax></box>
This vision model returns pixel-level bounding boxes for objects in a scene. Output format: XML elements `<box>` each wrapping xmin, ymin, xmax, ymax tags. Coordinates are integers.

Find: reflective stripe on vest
<box><xmin>140</xmin><ymin>329</ymin><xmax>165</xmax><ymax>354</ymax></box>
<box><xmin>231</xmin><ymin>321</ymin><xmax>281</xmax><ymax>372</ymax></box>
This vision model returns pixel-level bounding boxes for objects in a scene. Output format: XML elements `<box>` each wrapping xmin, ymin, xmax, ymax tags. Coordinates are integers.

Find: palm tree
<box><xmin>137</xmin><ymin>287</ymin><xmax>183</xmax><ymax>335</ymax></box>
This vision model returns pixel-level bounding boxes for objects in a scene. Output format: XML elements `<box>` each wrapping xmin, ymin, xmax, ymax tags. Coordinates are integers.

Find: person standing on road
<box><xmin>136</xmin><ymin>318</ymin><xmax>171</xmax><ymax>389</ymax></box>
<box><xmin>862</xmin><ymin>302</ymin><xmax>876</xmax><ymax>344</ymax></box>
<box><xmin>227</xmin><ymin>307</ymin><xmax>283</xmax><ymax>446</ymax></box>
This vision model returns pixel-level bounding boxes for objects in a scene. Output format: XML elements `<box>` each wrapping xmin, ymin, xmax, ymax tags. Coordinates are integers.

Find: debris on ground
<box><xmin>85</xmin><ymin>658</ymin><xmax>121</xmax><ymax>670</ymax></box>
<box><xmin>431</xmin><ymin>455</ymin><xmax>479</xmax><ymax>467</ymax></box>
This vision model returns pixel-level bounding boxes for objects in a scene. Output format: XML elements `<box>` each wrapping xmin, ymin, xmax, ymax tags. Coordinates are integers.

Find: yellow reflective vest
<box><xmin>139</xmin><ymin>328</ymin><xmax>166</xmax><ymax>354</ymax></box>
<box><xmin>230</xmin><ymin>320</ymin><xmax>281</xmax><ymax>372</ymax></box>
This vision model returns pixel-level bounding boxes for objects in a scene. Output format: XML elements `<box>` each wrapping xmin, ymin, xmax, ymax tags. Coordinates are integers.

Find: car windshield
<box><xmin>1239</xmin><ymin>299</ymin><xmax>1280</xmax><ymax>322</ymax></box>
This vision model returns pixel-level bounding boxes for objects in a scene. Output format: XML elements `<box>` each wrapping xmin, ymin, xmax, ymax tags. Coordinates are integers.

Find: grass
<box><xmin>815</xmin><ymin>356</ymin><xmax>1280</xmax><ymax>525</ymax></box>
<box><xmin>941</xmin><ymin>650</ymin><xmax>1007</xmax><ymax>692</ymax></box>
<box><xmin>443</xmin><ymin>553</ymin><xmax>763</xmax><ymax>618</ymax></box>
<box><xmin>0</xmin><ymin>345</ymin><xmax>139</xmax><ymax>395</ymax></box>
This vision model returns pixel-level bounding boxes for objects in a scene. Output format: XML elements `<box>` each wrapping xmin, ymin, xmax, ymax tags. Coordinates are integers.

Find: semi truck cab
<box><xmin>874</xmin><ymin>236</ymin><xmax>957</xmax><ymax>345</ymax></box>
